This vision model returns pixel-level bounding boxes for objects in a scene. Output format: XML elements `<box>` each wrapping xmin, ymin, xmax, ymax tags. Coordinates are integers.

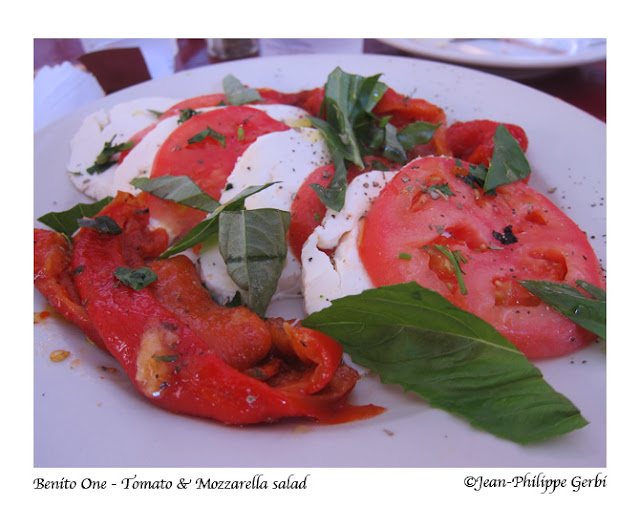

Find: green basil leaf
<box><xmin>178</xmin><ymin>108</ymin><xmax>201</xmax><ymax>124</ymax></box>
<box><xmin>187</xmin><ymin>126</ymin><xmax>226</xmax><ymax>147</ymax></box>
<box><xmin>303</xmin><ymin>282</ymin><xmax>588</xmax><ymax>444</ymax></box>
<box><xmin>37</xmin><ymin>197</ymin><xmax>113</xmax><ymax>236</ymax></box>
<box><xmin>576</xmin><ymin>279</ymin><xmax>606</xmax><ymax>302</ymax></box>
<box><xmin>397</xmin><ymin>121</ymin><xmax>441</xmax><ymax>150</ymax></box>
<box><xmin>158</xmin><ymin>182</ymin><xmax>278</xmax><ymax>259</ymax></box>
<box><xmin>423</xmin><ymin>245</ymin><xmax>468</xmax><ymax>295</ymax></box>
<box><xmin>518</xmin><ymin>280</ymin><xmax>606</xmax><ymax>340</ymax></box>
<box><xmin>219</xmin><ymin>209</ymin><xmax>291</xmax><ymax>318</ymax></box>
<box><xmin>131</xmin><ymin>175</ymin><xmax>220</xmax><ymax>213</ymax></box>
<box><xmin>223</xmin><ymin>74</ymin><xmax>263</xmax><ymax>105</ymax></box>
<box><xmin>77</xmin><ymin>215</ymin><xmax>122</xmax><ymax>235</ymax></box>
<box><xmin>114</xmin><ymin>266</ymin><xmax>158</xmax><ymax>290</ymax></box>
<box><xmin>483</xmin><ymin>124</ymin><xmax>531</xmax><ymax>192</ymax></box>
<box><xmin>87</xmin><ymin>135</ymin><xmax>135</xmax><ymax>175</ymax></box>
<box><xmin>308</xmin><ymin>68</ymin><xmax>388</xmax><ymax>211</ymax></box>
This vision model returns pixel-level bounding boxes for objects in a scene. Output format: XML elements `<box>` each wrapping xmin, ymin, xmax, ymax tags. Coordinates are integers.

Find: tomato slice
<box><xmin>157</xmin><ymin>87</ymin><xmax>325</xmax><ymax>120</ymax></box>
<box><xmin>289</xmin><ymin>156</ymin><xmax>401</xmax><ymax>261</ymax></box>
<box><xmin>158</xmin><ymin>93</ymin><xmax>227</xmax><ymax>120</ymax></box>
<box><xmin>358</xmin><ymin>156</ymin><xmax>605</xmax><ymax>358</ymax></box>
<box><xmin>446</xmin><ymin>120</ymin><xmax>529</xmax><ymax>166</ymax></box>
<box><xmin>152</xmin><ymin>106</ymin><xmax>289</xmax><ymax>198</ymax></box>
<box><xmin>147</xmin><ymin>106</ymin><xmax>290</xmax><ymax>237</ymax></box>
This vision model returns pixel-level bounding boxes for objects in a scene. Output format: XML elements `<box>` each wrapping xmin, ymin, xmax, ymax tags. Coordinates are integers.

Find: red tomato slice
<box><xmin>152</xmin><ymin>106</ymin><xmax>289</xmax><ymax>198</ymax></box>
<box><xmin>158</xmin><ymin>87</ymin><xmax>325</xmax><ymax>120</ymax></box>
<box><xmin>358</xmin><ymin>156</ymin><xmax>605</xmax><ymax>358</ymax></box>
<box><xmin>289</xmin><ymin>156</ymin><xmax>401</xmax><ymax>261</ymax></box>
<box><xmin>148</xmin><ymin>106</ymin><xmax>290</xmax><ymax>237</ymax></box>
<box><xmin>158</xmin><ymin>93</ymin><xmax>227</xmax><ymax>120</ymax></box>
<box><xmin>446</xmin><ymin>120</ymin><xmax>529</xmax><ymax>166</ymax></box>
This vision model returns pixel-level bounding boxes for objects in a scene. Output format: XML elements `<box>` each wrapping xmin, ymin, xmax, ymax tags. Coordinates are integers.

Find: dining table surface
<box><xmin>34</xmin><ymin>38</ymin><xmax>606</xmax><ymax>125</ymax></box>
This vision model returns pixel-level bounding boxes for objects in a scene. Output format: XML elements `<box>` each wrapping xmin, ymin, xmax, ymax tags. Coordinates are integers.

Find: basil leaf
<box><xmin>308</xmin><ymin>116</ymin><xmax>350</xmax><ymax>211</ymax></box>
<box><xmin>37</xmin><ymin>197</ymin><xmax>113</xmax><ymax>236</ymax></box>
<box><xmin>303</xmin><ymin>282</ymin><xmax>588</xmax><ymax>444</ymax></box>
<box><xmin>158</xmin><ymin>182</ymin><xmax>278</xmax><ymax>259</ymax></box>
<box><xmin>77</xmin><ymin>215</ymin><xmax>122</xmax><ymax>235</ymax></box>
<box><xmin>308</xmin><ymin>68</ymin><xmax>388</xmax><ymax>211</ymax></box>
<box><xmin>87</xmin><ymin>135</ymin><xmax>135</xmax><ymax>175</ymax></box>
<box><xmin>114</xmin><ymin>266</ymin><xmax>158</xmax><ymax>291</ymax></box>
<box><xmin>223</xmin><ymin>74</ymin><xmax>263</xmax><ymax>105</ymax></box>
<box><xmin>219</xmin><ymin>209</ymin><xmax>290</xmax><ymax>317</ymax></box>
<box><xmin>380</xmin><ymin>122</ymin><xmax>406</xmax><ymax>163</ymax></box>
<box><xmin>518</xmin><ymin>280</ymin><xmax>606</xmax><ymax>340</ymax></box>
<box><xmin>483</xmin><ymin>124</ymin><xmax>531</xmax><ymax>192</ymax></box>
<box><xmin>178</xmin><ymin>108</ymin><xmax>201</xmax><ymax>124</ymax></box>
<box><xmin>397</xmin><ymin>121</ymin><xmax>441</xmax><ymax>151</ymax></box>
<box><xmin>187</xmin><ymin>126</ymin><xmax>226</xmax><ymax>147</ymax></box>
<box><xmin>576</xmin><ymin>279</ymin><xmax>606</xmax><ymax>301</ymax></box>
<box><xmin>131</xmin><ymin>175</ymin><xmax>220</xmax><ymax>213</ymax></box>
<box><xmin>423</xmin><ymin>245</ymin><xmax>468</xmax><ymax>295</ymax></box>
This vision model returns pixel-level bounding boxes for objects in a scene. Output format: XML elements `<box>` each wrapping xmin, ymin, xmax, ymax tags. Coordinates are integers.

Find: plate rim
<box><xmin>377</xmin><ymin>37</ymin><xmax>607</xmax><ymax>69</ymax></box>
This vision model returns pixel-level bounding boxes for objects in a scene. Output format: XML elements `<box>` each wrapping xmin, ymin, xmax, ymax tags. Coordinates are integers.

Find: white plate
<box><xmin>379</xmin><ymin>38</ymin><xmax>607</xmax><ymax>69</ymax></box>
<box><xmin>33</xmin><ymin>54</ymin><xmax>606</xmax><ymax>468</ymax></box>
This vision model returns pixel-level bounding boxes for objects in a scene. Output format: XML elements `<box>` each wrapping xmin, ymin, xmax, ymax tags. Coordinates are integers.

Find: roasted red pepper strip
<box><xmin>372</xmin><ymin>87</ymin><xmax>451</xmax><ymax>159</ymax></box>
<box><xmin>34</xmin><ymin>228</ymin><xmax>107</xmax><ymax>352</ymax></box>
<box><xmin>68</xmin><ymin>192</ymin><xmax>383</xmax><ymax>425</ymax></box>
<box><xmin>446</xmin><ymin>120</ymin><xmax>529</xmax><ymax>167</ymax></box>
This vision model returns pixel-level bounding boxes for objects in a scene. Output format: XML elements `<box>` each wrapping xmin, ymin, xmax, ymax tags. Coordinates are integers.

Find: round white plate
<box><xmin>379</xmin><ymin>38</ymin><xmax>607</xmax><ymax>69</ymax></box>
<box><xmin>33</xmin><ymin>53</ymin><xmax>606</xmax><ymax>468</ymax></box>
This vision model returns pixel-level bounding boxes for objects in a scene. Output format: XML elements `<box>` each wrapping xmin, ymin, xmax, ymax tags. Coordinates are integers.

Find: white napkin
<box><xmin>34</xmin><ymin>61</ymin><xmax>105</xmax><ymax>132</ymax></box>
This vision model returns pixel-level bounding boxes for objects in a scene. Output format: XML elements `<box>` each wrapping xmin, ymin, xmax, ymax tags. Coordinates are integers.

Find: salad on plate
<box><xmin>33</xmin><ymin>57</ymin><xmax>606</xmax><ymax>465</ymax></box>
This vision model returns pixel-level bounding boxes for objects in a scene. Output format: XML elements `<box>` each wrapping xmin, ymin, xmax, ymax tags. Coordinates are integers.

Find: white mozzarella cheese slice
<box><xmin>67</xmin><ymin>97</ymin><xmax>179</xmax><ymax>200</ymax></box>
<box><xmin>198</xmin><ymin>127</ymin><xmax>332</xmax><ymax>306</ymax></box>
<box><xmin>301</xmin><ymin>170</ymin><xmax>395</xmax><ymax>315</ymax></box>
<box><xmin>68</xmin><ymin>102</ymin><xmax>312</xmax><ymax>202</ymax></box>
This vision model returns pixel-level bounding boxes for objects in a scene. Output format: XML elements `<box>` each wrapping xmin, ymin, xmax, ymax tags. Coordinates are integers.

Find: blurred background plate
<box><xmin>378</xmin><ymin>38</ymin><xmax>606</xmax><ymax>69</ymax></box>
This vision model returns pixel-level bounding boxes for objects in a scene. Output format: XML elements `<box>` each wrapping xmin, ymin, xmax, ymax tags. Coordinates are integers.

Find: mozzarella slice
<box><xmin>301</xmin><ymin>170</ymin><xmax>395</xmax><ymax>315</ymax></box>
<box><xmin>67</xmin><ymin>97</ymin><xmax>180</xmax><ymax>200</ymax></box>
<box><xmin>68</xmin><ymin>102</ymin><xmax>313</xmax><ymax>202</ymax></box>
<box><xmin>198</xmin><ymin>127</ymin><xmax>332</xmax><ymax>306</ymax></box>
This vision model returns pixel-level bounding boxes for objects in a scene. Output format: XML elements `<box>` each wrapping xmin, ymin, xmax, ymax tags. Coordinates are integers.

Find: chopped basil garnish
<box><xmin>187</xmin><ymin>126</ymin><xmax>226</xmax><ymax>147</ymax></box>
<box><xmin>424</xmin><ymin>244</ymin><xmax>469</xmax><ymax>295</ymax></box>
<box><xmin>178</xmin><ymin>108</ymin><xmax>201</xmax><ymax>124</ymax></box>
<box><xmin>518</xmin><ymin>279</ymin><xmax>606</xmax><ymax>340</ymax></box>
<box><xmin>131</xmin><ymin>175</ymin><xmax>220</xmax><ymax>213</ymax></box>
<box><xmin>37</xmin><ymin>197</ymin><xmax>113</xmax><ymax>236</ymax></box>
<box><xmin>86</xmin><ymin>135</ymin><xmax>135</xmax><ymax>175</ymax></box>
<box><xmin>77</xmin><ymin>215</ymin><xmax>122</xmax><ymax>235</ymax></box>
<box><xmin>302</xmin><ymin>282</ymin><xmax>589</xmax><ymax>444</ymax></box>
<box><xmin>425</xmin><ymin>183</ymin><xmax>455</xmax><ymax>199</ymax></box>
<box><xmin>113</xmin><ymin>266</ymin><xmax>158</xmax><ymax>291</ymax></box>
<box><xmin>153</xmin><ymin>355</ymin><xmax>178</xmax><ymax>363</ymax></box>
